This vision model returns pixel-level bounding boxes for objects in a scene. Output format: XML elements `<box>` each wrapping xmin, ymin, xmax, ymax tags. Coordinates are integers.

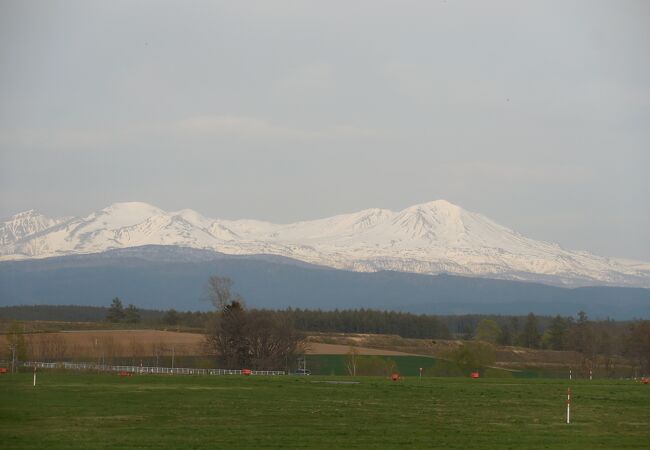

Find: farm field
<box><xmin>1</xmin><ymin>373</ymin><xmax>649</xmax><ymax>449</ymax></box>
<box><xmin>0</xmin><ymin>330</ymin><xmax>420</xmax><ymax>360</ymax></box>
<box><xmin>0</xmin><ymin>327</ymin><xmax>636</xmax><ymax>378</ymax></box>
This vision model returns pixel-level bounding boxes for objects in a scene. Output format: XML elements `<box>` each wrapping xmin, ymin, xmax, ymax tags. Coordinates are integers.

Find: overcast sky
<box><xmin>1</xmin><ymin>0</ymin><xmax>648</xmax><ymax>260</ymax></box>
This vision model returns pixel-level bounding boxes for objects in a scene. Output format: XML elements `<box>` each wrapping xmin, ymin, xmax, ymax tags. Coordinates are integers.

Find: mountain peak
<box><xmin>1</xmin><ymin>209</ymin><xmax>64</xmax><ymax>246</ymax></box>
<box><xmin>102</xmin><ymin>201</ymin><xmax>164</xmax><ymax>213</ymax></box>
<box><xmin>1</xmin><ymin>200</ymin><xmax>648</xmax><ymax>288</ymax></box>
<box><xmin>3</xmin><ymin>209</ymin><xmax>58</xmax><ymax>224</ymax></box>
<box><xmin>87</xmin><ymin>202</ymin><xmax>167</xmax><ymax>230</ymax></box>
<box><xmin>7</xmin><ymin>209</ymin><xmax>40</xmax><ymax>219</ymax></box>
<box><xmin>404</xmin><ymin>199</ymin><xmax>462</xmax><ymax>213</ymax></box>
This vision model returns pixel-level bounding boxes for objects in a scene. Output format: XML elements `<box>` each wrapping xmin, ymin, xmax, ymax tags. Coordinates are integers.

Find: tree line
<box><xmin>199</xmin><ymin>276</ymin><xmax>650</xmax><ymax>373</ymax></box>
<box><xmin>2</xmin><ymin>282</ymin><xmax>648</xmax><ymax>373</ymax></box>
<box><xmin>471</xmin><ymin>312</ymin><xmax>650</xmax><ymax>374</ymax></box>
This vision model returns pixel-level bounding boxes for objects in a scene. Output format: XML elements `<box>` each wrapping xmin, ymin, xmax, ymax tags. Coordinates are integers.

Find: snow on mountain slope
<box><xmin>1</xmin><ymin>200</ymin><xmax>649</xmax><ymax>287</ymax></box>
<box><xmin>0</xmin><ymin>210</ymin><xmax>68</xmax><ymax>246</ymax></box>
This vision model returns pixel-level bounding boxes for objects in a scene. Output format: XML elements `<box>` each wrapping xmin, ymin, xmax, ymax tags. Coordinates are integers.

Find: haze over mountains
<box><xmin>1</xmin><ymin>200</ymin><xmax>649</xmax><ymax>288</ymax></box>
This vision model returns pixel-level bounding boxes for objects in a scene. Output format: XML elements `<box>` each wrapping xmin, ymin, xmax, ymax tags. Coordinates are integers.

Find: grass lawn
<box><xmin>1</xmin><ymin>372</ymin><xmax>649</xmax><ymax>449</ymax></box>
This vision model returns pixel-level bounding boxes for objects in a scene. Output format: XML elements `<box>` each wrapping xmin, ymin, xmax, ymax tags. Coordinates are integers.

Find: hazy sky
<box><xmin>1</xmin><ymin>0</ymin><xmax>649</xmax><ymax>260</ymax></box>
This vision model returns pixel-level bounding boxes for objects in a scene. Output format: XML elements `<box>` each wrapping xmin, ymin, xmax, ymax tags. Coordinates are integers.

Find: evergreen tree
<box><xmin>106</xmin><ymin>297</ymin><xmax>125</xmax><ymax>323</ymax></box>
<box><xmin>546</xmin><ymin>315</ymin><xmax>568</xmax><ymax>350</ymax></box>
<box><xmin>124</xmin><ymin>304</ymin><xmax>141</xmax><ymax>324</ymax></box>
<box><xmin>567</xmin><ymin>310</ymin><xmax>595</xmax><ymax>356</ymax></box>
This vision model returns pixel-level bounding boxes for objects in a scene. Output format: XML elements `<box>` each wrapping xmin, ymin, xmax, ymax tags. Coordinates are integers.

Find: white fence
<box><xmin>22</xmin><ymin>361</ymin><xmax>284</xmax><ymax>376</ymax></box>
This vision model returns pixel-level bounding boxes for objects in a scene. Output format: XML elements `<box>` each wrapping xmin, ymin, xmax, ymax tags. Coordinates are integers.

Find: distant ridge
<box><xmin>1</xmin><ymin>200</ymin><xmax>649</xmax><ymax>288</ymax></box>
<box><xmin>1</xmin><ymin>246</ymin><xmax>648</xmax><ymax>319</ymax></box>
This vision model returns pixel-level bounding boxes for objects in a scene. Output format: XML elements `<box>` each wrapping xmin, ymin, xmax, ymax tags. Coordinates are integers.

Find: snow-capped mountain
<box><xmin>0</xmin><ymin>210</ymin><xmax>68</xmax><ymax>246</ymax></box>
<box><xmin>1</xmin><ymin>200</ymin><xmax>649</xmax><ymax>288</ymax></box>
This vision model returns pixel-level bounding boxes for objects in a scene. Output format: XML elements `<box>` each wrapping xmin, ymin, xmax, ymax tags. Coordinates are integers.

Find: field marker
<box><xmin>569</xmin><ymin>369</ymin><xmax>572</xmax><ymax>380</ymax></box>
<box><xmin>589</xmin><ymin>369</ymin><xmax>592</xmax><ymax>381</ymax></box>
<box><xmin>33</xmin><ymin>367</ymin><xmax>36</xmax><ymax>387</ymax></box>
<box><xmin>566</xmin><ymin>388</ymin><xmax>571</xmax><ymax>424</ymax></box>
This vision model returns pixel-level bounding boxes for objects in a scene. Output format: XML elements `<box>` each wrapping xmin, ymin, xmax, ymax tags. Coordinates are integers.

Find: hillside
<box><xmin>1</xmin><ymin>247</ymin><xmax>649</xmax><ymax>318</ymax></box>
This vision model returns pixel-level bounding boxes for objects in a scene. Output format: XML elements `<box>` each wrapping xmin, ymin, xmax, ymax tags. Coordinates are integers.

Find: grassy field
<box><xmin>1</xmin><ymin>373</ymin><xmax>649</xmax><ymax>449</ymax></box>
<box><xmin>306</xmin><ymin>354</ymin><xmax>550</xmax><ymax>378</ymax></box>
<box><xmin>308</xmin><ymin>354</ymin><xmax>426</xmax><ymax>376</ymax></box>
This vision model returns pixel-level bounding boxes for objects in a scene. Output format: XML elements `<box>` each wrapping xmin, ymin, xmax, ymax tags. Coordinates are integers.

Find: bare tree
<box><xmin>206</xmin><ymin>300</ymin><xmax>250</xmax><ymax>368</ymax></box>
<box><xmin>7</xmin><ymin>322</ymin><xmax>28</xmax><ymax>371</ymax></box>
<box><xmin>205</xmin><ymin>276</ymin><xmax>303</xmax><ymax>371</ymax></box>
<box><xmin>152</xmin><ymin>342</ymin><xmax>165</xmax><ymax>367</ymax></box>
<box><xmin>207</xmin><ymin>276</ymin><xmax>243</xmax><ymax>310</ymax></box>
<box><xmin>345</xmin><ymin>346</ymin><xmax>359</xmax><ymax>376</ymax></box>
<box><xmin>246</xmin><ymin>311</ymin><xmax>304</xmax><ymax>370</ymax></box>
<box><xmin>625</xmin><ymin>320</ymin><xmax>650</xmax><ymax>374</ymax></box>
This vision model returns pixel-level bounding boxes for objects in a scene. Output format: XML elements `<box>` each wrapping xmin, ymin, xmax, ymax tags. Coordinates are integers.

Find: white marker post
<box><xmin>33</xmin><ymin>366</ymin><xmax>36</xmax><ymax>387</ymax></box>
<box><xmin>566</xmin><ymin>388</ymin><xmax>571</xmax><ymax>424</ymax></box>
<box><xmin>589</xmin><ymin>369</ymin><xmax>592</xmax><ymax>381</ymax></box>
<box><xmin>569</xmin><ymin>369</ymin><xmax>572</xmax><ymax>380</ymax></box>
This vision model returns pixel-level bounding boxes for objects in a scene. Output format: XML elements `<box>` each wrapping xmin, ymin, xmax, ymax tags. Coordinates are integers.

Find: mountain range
<box><xmin>1</xmin><ymin>245</ymin><xmax>648</xmax><ymax>318</ymax></box>
<box><xmin>1</xmin><ymin>200</ymin><xmax>649</xmax><ymax>288</ymax></box>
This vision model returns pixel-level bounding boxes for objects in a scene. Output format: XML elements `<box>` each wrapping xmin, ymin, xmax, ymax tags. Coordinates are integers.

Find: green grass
<box><xmin>307</xmin><ymin>354</ymin><xmax>431</xmax><ymax>376</ymax></box>
<box><xmin>1</xmin><ymin>373</ymin><xmax>649</xmax><ymax>449</ymax></box>
<box><xmin>308</xmin><ymin>354</ymin><xmax>439</xmax><ymax>376</ymax></box>
<box><xmin>307</xmin><ymin>354</ymin><xmax>520</xmax><ymax>377</ymax></box>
